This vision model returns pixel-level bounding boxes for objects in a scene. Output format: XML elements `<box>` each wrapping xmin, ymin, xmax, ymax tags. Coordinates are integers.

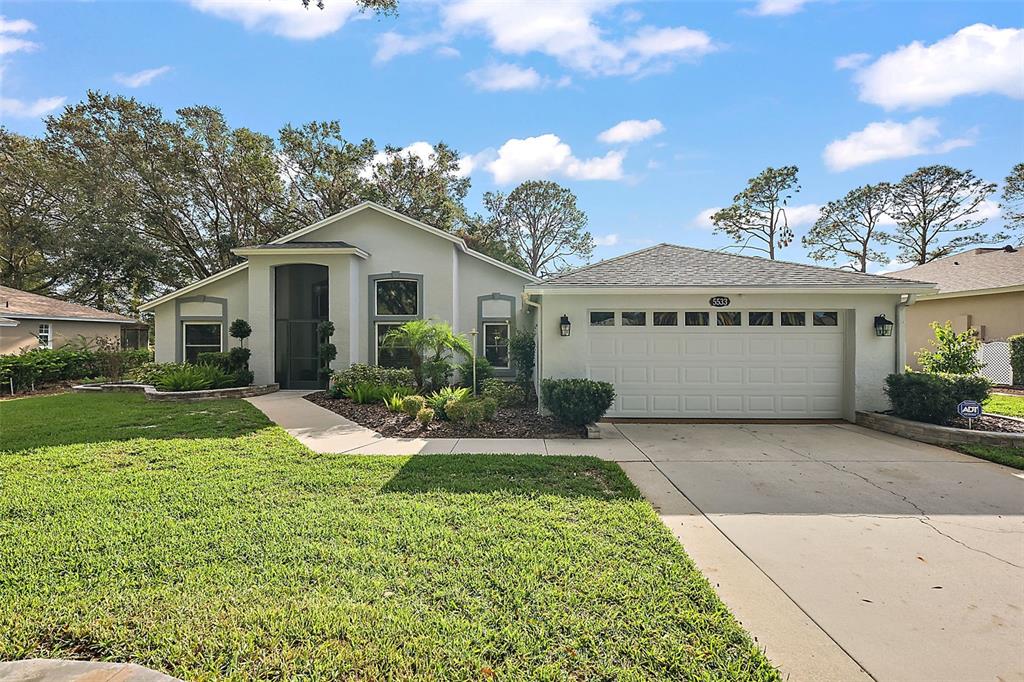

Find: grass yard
<box><xmin>985</xmin><ymin>393</ymin><xmax>1024</xmax><ymax>418</ymax></box>
<box><xmin>953</xmin><ymin>444</ymin><xmax>1024</xmax><ymax>471</ymax></box>
<box><xmin>0</xmin><ymin>394</ymin><xmax>778</xmax><ymax>681</ymax></box>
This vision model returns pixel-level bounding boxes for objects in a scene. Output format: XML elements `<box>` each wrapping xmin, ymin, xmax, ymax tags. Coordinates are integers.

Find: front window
<box><xmin>376</xmin><ymin>323</ymin><xmax>413</xmax><ymax>368</ymax></box>
<box><xmin>183</xmin><ymin>322</ymin><xmax>221</xmax><ymax>363</ymax></box>
<box><xmin>375</xmin><ymin>279</ymin><xmax>419</xmax><ymax>317</ymax></box>
<box><xmin>37</xmin><ymin>323</ymin><xmax>52</xmax><ymax>349</ymax></box>
<box><xmin>483</xmin><ymin>322</ymin><xmax>510</xmax><ymax>368</ymax></box>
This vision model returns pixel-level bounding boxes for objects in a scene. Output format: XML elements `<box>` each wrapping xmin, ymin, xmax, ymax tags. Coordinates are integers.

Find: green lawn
<box><xmin>985</xmin><ymin>393</ymin><xmax>1024</xmax><ymax>418</ymax></box>
<box><xmin>0</xmin><ymin>394</ymin><xmax>777</xmax><ymax>681</ymax></box>
<box><xmin>953</xmin><ymin>444</ymin><xmax>1024</xmax><ymax>471</ymax></box>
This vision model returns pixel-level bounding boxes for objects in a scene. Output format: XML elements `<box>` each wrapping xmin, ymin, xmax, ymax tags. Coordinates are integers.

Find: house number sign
<box><xmin>709</xmin><ymin>296</ymin><xmax>731</xmax><ymax>307</ymax></box>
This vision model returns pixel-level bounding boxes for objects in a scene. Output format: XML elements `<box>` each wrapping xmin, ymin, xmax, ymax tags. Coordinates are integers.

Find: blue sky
<box><xmin>1</xmin><ymin>0</ymin><xmax>1021</xmax><ymax>271</ymax></box>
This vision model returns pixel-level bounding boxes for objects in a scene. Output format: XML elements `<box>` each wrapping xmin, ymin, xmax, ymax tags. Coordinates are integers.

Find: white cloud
<box><xmin>594</xmin><ymin>233</ymin><xmax>620</xmax><ymax>246</ymax></box>
<box><xmin>692</xmin><ymin>207</ymin><xmax>721</xmax><ymax>230</ymax></box>
<box><xmin>436</xmin><ymin>46</ymin><xmax>461</xmax><ymax>58</ymax></box>
<box><xmin>823</xmin><ymin>117</ymin><xmax>976</xmax><ymax>172</ymax></box>
<box><xmin>975</xmin><ymin>199</ymin><xmax>1002</xmax><ymax>222</ymax></box>
<box><xmin>0</xmin><ymin>96</ymin><xmax>65</xmax><ymax>118</ymax></box>
<box><xmin>374</xmin><ymin>31</ymin><xmax>448</xmax><ymax>64</ymax></box>
<box><xmin>187</xmin><ymin>0</ymin><xmax>358</xmax><ymax>40</ymax></box>
<box><xmin>749</xmin><ymin>0</ymin><xmax>812</xmax><ymax>16</ymax></box>
<box><xmin>782</xmin><ymin>203</ymin><xmax>820</xmax><ymax>227</ymax></box>
<box><xmin>114</xmin><ymin>66</ymin><xmax>172</xmax><ymax>88</ymax></box>
<box><xmin>873</xmin><ymin>259</ymin><xmax>915</xmax><ymax>275</ymax></box>
<box><xmin>465</xmin><ymin>63</ymin><xmax>567</xmax><ymax>92</ymax></box>
<box><xmin>852</xmin><ymin>24</ymin><xmax>1024</xmax><ymax>110</ymax></box>
<box><xmin>598</xmin><ymin>118</ymin><xmax>665</xmax><ymax>144</ymax></box>
<box><xmin>485</xmin><ymin>134</ymin><xmax>625</xmax><ymax>184</ymax></box>
<box><xmin>834</xmin><ymin>52</ymin><xmax>870</xmax><ymax>70</ymax></box>
<box><xmin>378</xmin><ymin>0</ymin><xmax>718</xmax><ymax>76</ymax></box>
<box><xmin>0</xmin><ymin>15</ymin><xmax>38</xmax><ymax>56</ymax></box>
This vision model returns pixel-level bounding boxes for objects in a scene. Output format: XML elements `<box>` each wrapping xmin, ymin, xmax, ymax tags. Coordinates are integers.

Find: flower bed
<box><xmin>306</xmin><ymin>391</ymin><xmax>582</xmax><ymax>438</ymax></box>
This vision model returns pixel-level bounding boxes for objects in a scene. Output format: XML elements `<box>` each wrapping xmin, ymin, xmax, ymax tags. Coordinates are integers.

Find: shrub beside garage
<box><xmin>884</xmin><ymin>371</ymin><xmax>991</xmax><ymax>425</ymax></box>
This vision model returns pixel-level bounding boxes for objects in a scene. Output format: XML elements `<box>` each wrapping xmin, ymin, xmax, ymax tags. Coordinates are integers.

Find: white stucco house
<box><xmin>140</xmin><ymin>202</ymin><xmax>935</xmax><ymax>421</ymax></box>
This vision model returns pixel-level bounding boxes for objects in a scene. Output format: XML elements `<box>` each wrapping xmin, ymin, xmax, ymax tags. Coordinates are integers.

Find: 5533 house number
<box><xmin>709</xmin><ymin>296</ymin><xmax>731</xmax><ymax>307</ymax></box>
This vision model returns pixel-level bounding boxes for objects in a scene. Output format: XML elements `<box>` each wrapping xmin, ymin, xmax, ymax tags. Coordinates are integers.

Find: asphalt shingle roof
<box><xmin>883</xmin><ymin>245</ymin><xmax>1024</xmax><ymax>295</ymax></box>
<box><xmin>0</xmin><ymin>286</ymin><xmax>135</xmax><ymax>322</ymax></box>
<box><xmin>540</xmin><ymin>243</ymin><xmax>934</xmax><ymax>288</ymax></box>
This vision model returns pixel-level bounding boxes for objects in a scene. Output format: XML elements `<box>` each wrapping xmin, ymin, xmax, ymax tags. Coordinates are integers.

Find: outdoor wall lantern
<box><xmin>560</xmin><ymin>314</ymin><xmax>571</xmax><ymax>337</ymax></box>
<box><xmin>874</xmin><ymin>314</ymin><xmax>894</xmax><ymax>337</ymax></box>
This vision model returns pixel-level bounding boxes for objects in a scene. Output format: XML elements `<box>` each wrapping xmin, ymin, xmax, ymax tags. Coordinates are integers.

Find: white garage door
<box><xmin>585</xmin><ymin>309</ymin><xmax>845</xmax><ymax>418</ymax></box>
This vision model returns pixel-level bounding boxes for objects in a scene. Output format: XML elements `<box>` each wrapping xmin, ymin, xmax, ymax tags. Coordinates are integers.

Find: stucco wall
<box><xmin>150</xmin><ymin>209</ymin><xmax>534</xmax><ymax>384</ymax></box>
<box><xmin>0</xmin><ymin>320</ymin><xmax>123</xmax><ymax>355</ymax></box>
<box><xmin>152</xmin><ymin>268</ymin><xmax>249</xmax><ymax>363</ymax></box>
<box><xmin>536</xmin><ymin>291</ymin><xmax>904</xmax><ymax>420</ymax></box>
<box><xmin>905</xmin><ymin>291</ymin><xmax>1024</xmax><ymax>368</ymax></box>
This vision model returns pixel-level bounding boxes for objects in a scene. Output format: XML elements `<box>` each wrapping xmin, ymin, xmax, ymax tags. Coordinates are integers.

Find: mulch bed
<box><xmin>306</xmin><ymin>392</ymin><xmax>583</xmax><ymax>439</ymax></box>
<box><xmin>993</xmin><ymin>386</ymin><xmax>1024</xmax><ymax>397</ymax></box>
<box><xmin>948</xmin><ymin>413</ymin><xmax>1024</xmax><ymax>434</ymax></box>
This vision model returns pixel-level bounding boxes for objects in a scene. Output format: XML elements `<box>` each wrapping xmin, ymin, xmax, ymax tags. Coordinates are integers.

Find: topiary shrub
<box><xmin>540</xmin><ymin>378</ymin><xmax>616</xmax><ymax>427</ymax></box>
<box><xmin>884</xmin><ymin>371</ymin><xmax>991</xmax><ymax>425</ymax></box>
<box><xmin>402</xmin><ymin>394</ymin><xmax>427</xmax><ymax>418</ymax></box>
<box><xmin>481</xmin><ymin>378</ymin><xmax>526</xmax><ymax>407</ymax></box>
<box><xmin>1009</xmin><ymin>334</ymin><xmax>1024</xmax><ymax>386</ymax></box>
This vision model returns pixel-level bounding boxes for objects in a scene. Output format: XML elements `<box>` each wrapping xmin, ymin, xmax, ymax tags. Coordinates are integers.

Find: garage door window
<box><xmin>748</xmin><ymin>311</ymin><xmax>774</xmax><ymax>327</ymax></box>
<box><xmin>813</xmin><ymin>311</ymin><xmax>839</xmax><ymax>326</ymax></box>
<box><xmin>622</xmin><ymin>311</ymin><xmax>647</xmax><ymax>326</ymax></box>
<box><xmin>590</xmin><ymin>311</ymin><xmax>615</xmax><ymax>326</ymax></box>
<box><xmin>653</xmin><ymin>312</ymin><xmax>678</xmax><ymax>326</ymax></box>
<box><xmin>781</xmin><ymin>311</ymin><xmax>806</xmax><ymax>326</ymax></box>
<box><xmin>716</xmin><ymin>311</ymin><xmax>742</xmax><ymax>326</ymax></box>
<box><xmin>684</xmin><ymin>312</ymin><xmax>709</xmax><ymax>326</ymax></box>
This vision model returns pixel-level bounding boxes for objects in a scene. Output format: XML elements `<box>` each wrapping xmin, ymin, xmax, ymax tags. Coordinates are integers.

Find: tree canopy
<box><xmin>1000</xmin><ymin>162</ymin><xmax>1024</xmax><ymax>242</ymax></box>
<box><xmin>711</xmin><ymin>166</ymin><xmax>800</xmax><ymax>260</ymax></box>
<box><xmin>802</xmin><ymin>183</ymin><xmax>892</xmax><ymax>272</ymax></box>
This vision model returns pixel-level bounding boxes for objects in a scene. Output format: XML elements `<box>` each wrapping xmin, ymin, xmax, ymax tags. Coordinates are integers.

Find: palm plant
<box><xmin>382</xmin><ymin>320</ymin><xmax>472</xmax><ymax>389</ymax></box>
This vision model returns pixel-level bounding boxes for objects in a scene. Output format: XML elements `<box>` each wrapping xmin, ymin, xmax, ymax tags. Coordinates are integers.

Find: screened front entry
<box><xmin>275</xmin><ymin>264</ymin><xmax>329</xmax><ymax>389</ymax></box>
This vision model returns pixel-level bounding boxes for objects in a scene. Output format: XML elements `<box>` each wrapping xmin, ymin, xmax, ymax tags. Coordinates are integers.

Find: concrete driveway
<box><xmin>612</xmin><ymin>422</ymin><xmax>1024</xmax><ymax>682</ymax></box>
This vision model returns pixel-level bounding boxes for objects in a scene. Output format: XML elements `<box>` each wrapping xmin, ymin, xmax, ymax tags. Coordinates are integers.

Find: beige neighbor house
<box><xmin>141</xmin><ymin>202</ymin><xmax>937</xmax><ymax>421</ymax></box>
<box><xmin>0</xmin><ymin>285</ymin><xmax>142</xmax><ymax>355</ymax></box>
<box><xmin>886</xmin><ymin>245</ymin><xmax>1024</xmax><ymax>368</ymax></box>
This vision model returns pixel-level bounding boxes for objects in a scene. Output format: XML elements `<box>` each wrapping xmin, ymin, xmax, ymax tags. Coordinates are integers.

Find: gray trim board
<box><xmin>175</xmin><ymin>295</ymin><xmax>228</xmax><ymax>362</ymax></box>
<box><xmin>477</xmin><ymin>292</ymin><xmax>516</xmax><ymax>377</ymax></box>
<box><xmin>368</xmin><ymin>272</ymin><xmax>424</xmax><ymax>366</ymax></box>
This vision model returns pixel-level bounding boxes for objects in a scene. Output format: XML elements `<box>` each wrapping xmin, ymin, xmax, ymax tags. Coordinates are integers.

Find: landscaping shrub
<box><xmin>425</xmin><ymin>386</ymin><xmax>471</xmax><ymax>420</ymax></box>
<box><xmin>330</xmin><ymin>364</ymin><xmax>415</xmax><ymax>394</ymax></box>
<box><xmin>509</xmin><ymin>327</ymin><xmax>536</xmax><ymax>389</ymax></box>
<box><xmin>155</xmin><ymin>365</ymin><xmax>213</xmax><ymax>392</ymax></box>
<box><xmin>384</xmin><ymin>393</ymin><xmax>405</xmax><ymax>412</ymax></box>
<box><xmin>317</xmin><ymin>320</ymin><xmax>337</xmax><ymax>380</ymax></box>
<box><xmin>380</xmin><ymin>319</ymin><xmax>472</xmax><ymax>389</ymax></box>
<box><xmin>446</xmin><ymin>396</ymin><xmax>497</xmax><ymax>426</ymax></box>
<box><xmin>402</xmin><ymin>395</ymin><xmax>426</xmax><ymax>418</ymax></box>
<box><xmin>481</xmin><ymin>378</ymin><xmax>526</xmax><ymax>407</ymax></box>
<box><xmin>127</xmin><ymin>362</ymin><xmax>178</xmax><ymax>385</ymax></box>
<box><xmin>0</xmin><ymin>346</ymin><xmax>154</xmax><ymax>393</ymax></box>
<box><xmin>915</xmin><ymin>321</ymin><xmax>984</xmax><ymax>375</ymax></box>
<box><xmin>416</xmin><ymin>407</ymin><xmax>435</xmax><ymax>426</ymax></box>
<box><xmin>540</xmin><ymin>378</ymin><xmax>616</xmax><ymax>426</ymax></box>
<box><xmin>884</xmin><ymin>371</ymin><xmax>991</xmax><ymax>425</ymax></box>
<box><xmin>1009</xmin><ymin>334</ymin><xmax>1024</xmax><ymax>386</ymax></box>
<box><xmin>421</xmin><ymin>359</ymin><xmax>454</xmax><ymax>391</ymax></box>
<box><xmin>196</xmin><ymin>347</ymin><xmax>252</xmax><ymax>387</ymax></box>
<box><xmin>196</xmin><ymin>351</ymin><xmax>233</xmax><ymax>371</ymax></box>
<box><xmin>459</xmin><ymin>356</ymin><xmax>493</xmax><ymax>393</ymax></box>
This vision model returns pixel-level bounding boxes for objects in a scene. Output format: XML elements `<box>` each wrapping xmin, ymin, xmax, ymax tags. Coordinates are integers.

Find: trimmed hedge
<box><xmin>1009</xmin><ymin>334</ymin><xmax>1024</xmax><ymax>386</ymax></box>
<box><xmin>884</xmin><ymin>371</ymin><xmax>991</xmax><ymax>425</ymax></box>
<box><xmin>0</xmin><ymin>347</ymin><xmax>152</xmax><ymax>393</ymax></box>
<box><xmin>329</xmin><ymin>364</ymin><xmax>415</xmax><ymax>396</ymax></box>
<box><xmin>540</xmin><ymin>378</ymin><xmax>616</xmax><ymax>427</ymax></box>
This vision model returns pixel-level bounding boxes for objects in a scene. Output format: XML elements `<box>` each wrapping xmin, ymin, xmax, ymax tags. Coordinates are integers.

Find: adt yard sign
<box><xmin>957</xmin><ymin>400</ymin><xmax>982</xmax><ymax>428</ymax></box>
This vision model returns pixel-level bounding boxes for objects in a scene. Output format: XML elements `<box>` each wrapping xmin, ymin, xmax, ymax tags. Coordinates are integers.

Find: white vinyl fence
<box><xmin>976</xmin><ymin>341</ymin><xmax>1012</xmax><ymax>385</ymax></box>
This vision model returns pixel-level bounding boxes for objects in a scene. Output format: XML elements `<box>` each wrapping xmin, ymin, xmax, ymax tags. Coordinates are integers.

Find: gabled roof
<box><xmin>0</xmin><ymin>285</ymin><xmax>135</xmax><ymax>323</ymax></box>
<box><xmin>529</xmin><ymin>243</ymin><xmax>935</xmax><ymax>291</ymax></box>
<box><xmin>883</xmin><ymin>245</ymin><xmax>1024</xmax><ymax>297</ymax></box>
<box><xmin>139</xmin><ymin>202</ymin><xmax>538</xmax><ymax>311</ymax></box>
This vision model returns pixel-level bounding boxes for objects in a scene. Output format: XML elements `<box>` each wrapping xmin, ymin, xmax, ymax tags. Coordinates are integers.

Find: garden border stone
<box><xmin>72</xmin><ymin>382</ymin><xmax>278</xmax><ymax>402</ymax></box>
<box><xmin>856</xmin><ymin>411</ymin><xmax>1024</xmax><ymax>450</ymax></box>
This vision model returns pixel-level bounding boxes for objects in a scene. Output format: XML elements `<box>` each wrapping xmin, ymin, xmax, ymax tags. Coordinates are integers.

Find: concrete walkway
<box><xmin>0</xmin><ymin>660</ymin><xmax>180</xmax><ymax>681</ymax></box>
<box><xmin>247</xmin><ymin>391</ymin><xmax>1024</xmax><ymax>682</ymax></box>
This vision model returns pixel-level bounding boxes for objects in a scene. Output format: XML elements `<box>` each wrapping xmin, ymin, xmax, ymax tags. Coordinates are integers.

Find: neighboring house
<box><xmin>140</xmin><ymin>202</ymin><xmax>935</xmax><ymax>420</ymax></box>
<box><xmin>885</xmin><ymin>245</ymin><xmax>1024</xmax><ymax>367</ymax></box>
<box><xmin>0</xmin><ymin>285</ymin><xmax>142</xmax><ymax>354</ymax></box>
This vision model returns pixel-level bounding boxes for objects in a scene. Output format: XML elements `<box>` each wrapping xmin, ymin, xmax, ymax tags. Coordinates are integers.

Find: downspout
<box><xmin>522</xmin><ymin>292</ymin><xmax>542</xmax><ymax>411</ymax></box>
<box><xmin>895</xmin><ymin>294</ymin><xmax>917</xmax><ymax>374</ymax></box>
